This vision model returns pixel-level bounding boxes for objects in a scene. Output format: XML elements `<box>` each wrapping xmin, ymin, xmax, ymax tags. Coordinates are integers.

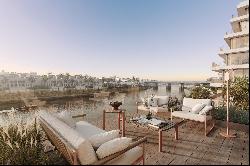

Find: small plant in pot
<box><xmin>146</xmin><ymin>111</ymin><xmax>153</xmax><ymax>120</ymax></box>
<box><xmin>109</xmin><ymin>101</ymin><xmax>122</xmax><ymax>110</ymax></box>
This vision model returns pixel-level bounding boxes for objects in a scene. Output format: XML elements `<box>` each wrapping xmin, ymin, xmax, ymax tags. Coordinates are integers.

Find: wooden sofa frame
<box><xmin>170</xmin><ymin>102</ymin><xmax>215</xmax><ymax>136</ymax></box>
<box><xmin>39</xmin><ymin>115</ymin><xmax>147</xmax><ymax>165</ymax></box>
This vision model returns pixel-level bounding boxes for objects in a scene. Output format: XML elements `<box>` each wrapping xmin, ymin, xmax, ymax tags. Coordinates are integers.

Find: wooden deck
<box><xmin>91</xmin><ymin>110</ymin><xmax>249</xmax><ymax>165</ymax></box>
<box><xmin>44</xmin><ymin>110</ymin><xmax>249</xmax><ymax>165</ymax></box>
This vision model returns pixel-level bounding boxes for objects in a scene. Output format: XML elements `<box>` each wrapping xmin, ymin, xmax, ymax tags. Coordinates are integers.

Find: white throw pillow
<box><xmin>77</xmin><ymin>139</ymin><xmax>98</xmax><ymax>165</ymax></box>
<box><xmin>89</xmin><ymin>130</ymin><xmax>120</xmax><ymax>149</ymax></box>
<box><xmin>57</xmin><ymin>111</ymin><xmax>76</xmax><ymax>128</ymax></box>
<box><xmin>191</xmin><ymin>104</ymin><xmax>206</xmax><ymax>114</ymax></box>
<box><xmin>155</xmin><ymin>96</ymin><xmax>169</xmax><ymax>106</ymax></box>
<box><xmin>96</xmin><ymin>137</ymin><xmax>132</xmax><ymax>159</ymax></box>
<box><xmin>148</xmin><ymin>97</ymin><xmax>158</xmax><ymax>107</ymax></box>
<box><xmin>199</xmin><ymin>106</ymin><xmax>213</xmax><ymax>115</ymax></box>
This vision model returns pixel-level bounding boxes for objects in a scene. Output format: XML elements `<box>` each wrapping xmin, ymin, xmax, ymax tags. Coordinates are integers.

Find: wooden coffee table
<box><xmin>129</xmin><ymin>116</ymin><xmax>179</xmax><ymax>152</ymax></box>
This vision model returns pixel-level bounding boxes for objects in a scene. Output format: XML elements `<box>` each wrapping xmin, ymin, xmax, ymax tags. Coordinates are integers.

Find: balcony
<box><xmin>218</xmin><ymin>47</ymin><xmax>249</xmax><ymax>59</ymax></box>
<box><xmin>224</xmin><ymin>30</ymin><xmax>249</xmax><ymax>46</ymax></box>
<box><xmin>230</xmin><ymin>14</ymin><xmax>249</xmax><ymax>23</ymax></box>
<box><xmin>212</xmin><ymin>62</ymin><xmax>249</xmax><ymax>72</ymax></box>
<box><xmin>237</xmin><ymin>0</ymin><xmax>249</xmax><ymax>16</ymax></box>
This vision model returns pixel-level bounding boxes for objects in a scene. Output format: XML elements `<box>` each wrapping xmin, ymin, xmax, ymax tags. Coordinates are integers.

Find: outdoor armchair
<box><xmin>39</xmin><ymin>111</ymin><xmax>147</xmax><ymax>165</ymax></box>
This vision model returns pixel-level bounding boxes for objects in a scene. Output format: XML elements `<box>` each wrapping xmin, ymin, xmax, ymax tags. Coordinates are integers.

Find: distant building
<box><xmin>211</xmin><ymin>0</ymin><xmax>249</xmax><ymax>87</ymax></box>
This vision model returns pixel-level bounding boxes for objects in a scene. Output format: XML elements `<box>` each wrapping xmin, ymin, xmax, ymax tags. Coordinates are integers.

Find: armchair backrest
<box><xmin>182</xmin><ymin>97</ymin><xmax>212</xmax><ymax>108</ymax></box>
<box><xmin>39</xmin><ymin>112</ymin><xmax>79</xmax><ymax>164</ymax></box>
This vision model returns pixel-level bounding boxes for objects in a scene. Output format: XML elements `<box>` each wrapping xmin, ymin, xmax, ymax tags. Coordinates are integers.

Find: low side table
<box><xmin>103</xmin><ymin>109</ymin><xmax>126</xmax><ymax>137</ymax></box>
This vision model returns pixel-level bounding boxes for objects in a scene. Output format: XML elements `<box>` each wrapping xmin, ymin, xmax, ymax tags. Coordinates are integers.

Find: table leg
<box><xmin>103</xmin><ymin>110</ymin><xmax>105</xmax><ymax>130</ymax></box>
<box><xmin>159</xmin><ymin>130</ymin><xmax>162</xmax><ymax>152</ymax></box>
<box><xmin>175</xmin><ymin>126</ymin><xmax>178</xmax><ymax>140</ymax></box>
<box><xmin>118</xmin><ymin>112</ymin><xmax>121</xmax><ymax>130</ymax></box>
<box><xmin>122</xmin><ymin>112</ymin><xmax>125</xmax><ymax>137</ymax></box>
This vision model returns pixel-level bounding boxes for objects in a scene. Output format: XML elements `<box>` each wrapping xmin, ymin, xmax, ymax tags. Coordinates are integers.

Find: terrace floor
<box><xmin>45</xmin><ymin>109</ymin><xmax>249</xmax><ymax>165</ymax></box>
<box><xmin>91</xmin><ymin>110</ymin><xmax>249</xmax><ymax>165</ymax></box>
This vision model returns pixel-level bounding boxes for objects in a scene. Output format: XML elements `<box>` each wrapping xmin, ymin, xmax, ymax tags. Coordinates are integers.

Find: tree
<box><xmin>189</xmin><ymin>85</ymin><xmax>212</xmax><ymax>99</ymax></box>
<box><xmin>222</xmin><ymin>76</ymin><xmax>249</xmax><ymax>110</ymax></box>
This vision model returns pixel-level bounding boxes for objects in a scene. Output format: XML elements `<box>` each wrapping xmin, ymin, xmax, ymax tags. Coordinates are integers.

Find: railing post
<box><xmin>122</xmin><ymin>111</ymin><xmax>125</xmax><ymax>137</ymax></box>
<box><xmin>118</xmin><ymin>112</ymin><xmax>121</xmax><ymax>130</ymax></box>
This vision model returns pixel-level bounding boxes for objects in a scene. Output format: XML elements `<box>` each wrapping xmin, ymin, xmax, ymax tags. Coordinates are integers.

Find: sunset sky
<box><xmin>0</xmin><ymin>0</ymin><xmax>239</xmax><ymax>81</ymax></box>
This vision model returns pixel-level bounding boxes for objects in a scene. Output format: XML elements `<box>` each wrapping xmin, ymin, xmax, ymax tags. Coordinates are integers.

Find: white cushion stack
<box><xmin>96</xmin><ymin>137</ymin><xmax>132</xmax><ymax>159</ymax></box>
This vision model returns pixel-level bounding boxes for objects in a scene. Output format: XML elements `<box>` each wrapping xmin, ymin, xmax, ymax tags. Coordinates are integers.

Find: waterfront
<box><xmin>0</xmin><ymin>85</ymin><xmax>190</xmax><ymax>125</ymax></box>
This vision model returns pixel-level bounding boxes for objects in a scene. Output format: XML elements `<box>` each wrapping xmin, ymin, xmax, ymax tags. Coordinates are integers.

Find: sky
<box><xmin>0</xmin><ymin>0</ymin><xmax>240</xmax><ymax>81</ymax></box>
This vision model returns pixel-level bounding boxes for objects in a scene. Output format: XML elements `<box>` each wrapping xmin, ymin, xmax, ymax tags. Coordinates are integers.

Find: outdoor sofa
<box><xmin>136</xmin><ymin>95</ymin><xmax>170</xmax><ymax>114</ymax></box>
<box><xmin>171</xmin><ymin>97</ymin><xmax>215</xmax><ymax>136</ymax></box>
<box><xmin>39</xmin><ymin>111</ymin><xmax>147</xmax><ymax>165</ymax></box>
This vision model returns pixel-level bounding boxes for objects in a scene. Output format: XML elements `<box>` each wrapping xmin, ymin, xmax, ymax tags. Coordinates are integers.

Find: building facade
<box><xmin>211</xmin><ymin>0</ymin><xmax>249</xmax><ymax>87</ymax></box>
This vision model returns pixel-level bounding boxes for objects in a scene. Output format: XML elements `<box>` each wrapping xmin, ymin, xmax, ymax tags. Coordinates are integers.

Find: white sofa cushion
<box><xmin>77</xmin><ymin>139</ymin><xmax>98</xmax><ymax>165</ymax></box>
<box><xmin>56</xmin><ymin>111</ymin><xmax>76</xmax><ymax>128</ymax></box>
<box><xmin>172</xmin><ymin>111</ymin><xmax>212</xmax><ymax>122</ymax></box>
<box><xmin>199</xmin><ymin>106</ymin><xmax>213</xmax><ymax>115</ymax></box>
<box><xmin>191</xmin><ymin>103</ymin><xmax>206</xmax><ymax>114</ymax></box>
<box><xmin>76</xmin><ymin>121</ymin><xmax>105</xmax><ymax>138</ymax></box>
<box><xmin>96</xmin><ymin>137</ymin><xmax>132</xmax><ymax>159</ymax></box>
<box><xmin>155</xmin><ymin>95</ymin><xmax>169</xmax><ymax>106</ymax></box>
<box><xmin>89</xmin><ymin>130</ymin><xmax>120</xmax><ymax>149</ymax></box>
<box><xmin>183</xmin><ymin>97</ymin><xmax>212</xmax><ymax>108</ymax></box>
<box><xmin>106</xmin><ymin>146</ymin><xmax>143</xmax><ymax>165</ymax></box>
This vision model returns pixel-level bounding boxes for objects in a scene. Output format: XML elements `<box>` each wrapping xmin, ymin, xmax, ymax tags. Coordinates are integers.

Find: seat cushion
<box><xmin>106</xmin><ymin>146</ymin><xmax>143</xmax><ymax>165</ymax></box>
<box><xmin>172</xmin><ymin>111</ymin><xmax>212</xmax><ymax>122</ymax></box>
<box><xmin>96</xmin><ymin>137</ymin><xmax>132</xmax><ymax>159</ymax></box>
<box><xmin>89</xmin><ymin>130</ymin><xmax>120</xmax><ymax>149</ymax></box>
<box><xmin>76</xmin><ymin>121</ymin><xmax>105</xmax><ymax>138</ymax></box>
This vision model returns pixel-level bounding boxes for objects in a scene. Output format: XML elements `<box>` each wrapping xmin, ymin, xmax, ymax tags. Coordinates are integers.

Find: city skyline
<box><xmin>0</xmin><ymin>0</ymin><xmax>240</xmax><ymax>81</ymax></box>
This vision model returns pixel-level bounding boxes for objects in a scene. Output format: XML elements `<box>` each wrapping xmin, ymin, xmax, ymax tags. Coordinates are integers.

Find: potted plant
<box><xmin>109</xmin><ymin>101</ymin><xmax>122</xmax><ymax>110</ymax></box>
<box><xmin>146</xmin><ymin>111</ymin><xmax>153</xmax><ymax>120</ymax></box>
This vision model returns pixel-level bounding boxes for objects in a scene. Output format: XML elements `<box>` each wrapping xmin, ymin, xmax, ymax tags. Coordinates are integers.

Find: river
<box><xmin>0</xmin><ymin>85</ymin><xmax>191</xmax><ymax>125</ymax></box>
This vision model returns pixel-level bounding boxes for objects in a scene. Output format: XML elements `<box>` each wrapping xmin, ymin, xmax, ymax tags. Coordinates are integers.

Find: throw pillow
<box><xmin>56</xmin><ymin>111</ymin><xmax>76</xmax><ymax>128</ymax></box>
<box><xmin>77</xmin><ymin>139</ymin><xmax>98</xmax><ymax>165</ymax></box>
<box><xmin>156</xmin><ymin>96</ymin><xmax>169</xmax><ymax>106</ymax></box>
<box><xmin>147</xmin><ymin>97</ymin><xmax>158</xmax><ymax>107</ymax></box>
<box><xmin>89</xmin><ymin>130</ymin><xmax>120</xmax><ymax>149</ymax></box>
<box><xmin>199</xmin><ymin>106</ymin><xmax>213</xmax><ymax>115</ymax></box>
<box><xmin>96</xmin><ymin>137</ymin><xmax>132</xmax><ymax>159</ymax></box>
<box><xmin>191</xmin><ymin>104</ymin><xmax>206</xmax><ymax>114</ymax></box>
